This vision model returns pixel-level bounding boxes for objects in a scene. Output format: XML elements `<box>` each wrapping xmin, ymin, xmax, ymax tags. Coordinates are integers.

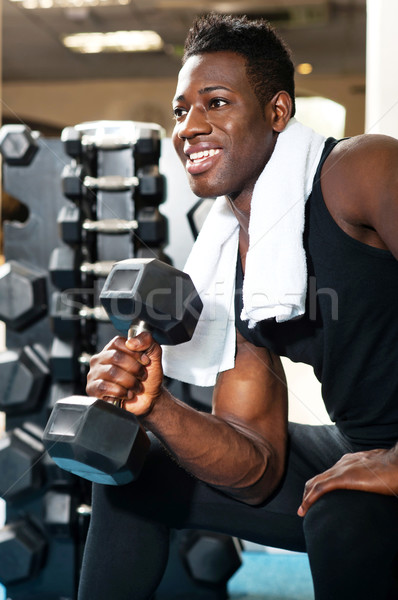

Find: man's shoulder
<box><xmin>320</xmin><ymin>133</ymin><xmax>398</xmax><ymax>238</ymax></box>
<box><xmin>325</xmin><ymin>133</ymin><xmax>398</xmax><ymax>176</ymax></box>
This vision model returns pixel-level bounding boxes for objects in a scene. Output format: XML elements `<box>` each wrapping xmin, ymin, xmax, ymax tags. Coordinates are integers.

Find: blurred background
<box><xmin>2</xmin><ymin>0</ymin><xmax>367</xmax><ymax>137</ymax></box>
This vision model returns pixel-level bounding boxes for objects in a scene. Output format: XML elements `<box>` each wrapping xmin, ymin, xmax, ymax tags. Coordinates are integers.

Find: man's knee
<box><xmin>303</xmin><ymin>489</ymin><xmax>369</xmax><ymax>549</ymax></box>
<box><xmin>303</xmin><ymin>489</ymin><xmax>398</xmax><ymax>549</ymax></box>
<box><xmin>303</xmin><ymin>489</ymin><xmax>398</xmax><ymax>598</ymax></box>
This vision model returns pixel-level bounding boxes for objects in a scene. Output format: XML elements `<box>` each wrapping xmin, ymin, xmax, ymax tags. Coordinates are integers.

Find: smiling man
<box><xmin>78</xmin><ymin>14</ymin><xmax>398</xmax><ymax>600</ymax></box>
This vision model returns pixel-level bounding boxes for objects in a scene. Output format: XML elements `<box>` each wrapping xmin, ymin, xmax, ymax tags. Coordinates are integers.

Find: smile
<box><xmin>189</xmin><ymin>148</ymin><xmax>221</xmax><ymax>162</ymax></box>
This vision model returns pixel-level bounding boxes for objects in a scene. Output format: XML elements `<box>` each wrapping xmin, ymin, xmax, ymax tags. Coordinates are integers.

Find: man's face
<box><xmin>172</xmin><ymin>51</ymin><xmax>278</xmax><ymax>206</ymax></box>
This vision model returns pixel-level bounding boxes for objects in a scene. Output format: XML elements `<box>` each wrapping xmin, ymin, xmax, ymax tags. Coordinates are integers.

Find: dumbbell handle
<box><xmin>80</xmin><ymin>260</ymin><xmax>115</xmax><ymax>277</ymax></box>
<box><xmin>82</xmin><ymin>133</ymin><xmax>137</xmax><ymax>150</ymax></box>
<box><xmin>79</xmin><ymin>306</ymin><xmax>109</xmax><ymax>321</ymax></box>
<box><xmin>84</xmin><ymin>175</ymin><xmax>139</xmax><ymax>191</ymax></box>
<box><xmin>82</xmin><ymin>218</ymin><xmax>138</xmax><ymax>234</ymax></box>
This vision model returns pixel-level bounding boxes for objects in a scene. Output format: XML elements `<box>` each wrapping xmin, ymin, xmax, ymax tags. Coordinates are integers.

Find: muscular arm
<box><xmin>86</xmin><ymin>330</ymin><xmax>288</xmax><ymax>505</ymax></box>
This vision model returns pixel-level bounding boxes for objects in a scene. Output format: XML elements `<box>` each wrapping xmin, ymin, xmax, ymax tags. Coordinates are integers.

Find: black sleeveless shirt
<box><xmin>236</xmin><ymin>138</ymin><xmax>398</xmax><ymax>448</ymax></box>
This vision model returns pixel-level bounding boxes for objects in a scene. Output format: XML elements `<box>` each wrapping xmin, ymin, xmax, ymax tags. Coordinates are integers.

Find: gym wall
<box><xmin>1</xmin><ymin>71</ymin><xmax>366</xmax><ymax>139</ymax></box>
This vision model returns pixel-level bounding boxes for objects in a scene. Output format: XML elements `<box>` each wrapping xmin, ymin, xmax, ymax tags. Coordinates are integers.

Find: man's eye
<box><xmin>173</xmin><ymin>107</ymin><xmax>187</xmax><ymax>120</ymax></box>
<box><xmin>210</xmin><ymin>98</ymin><xmax>228</xmax><ymax>109</ymax></box>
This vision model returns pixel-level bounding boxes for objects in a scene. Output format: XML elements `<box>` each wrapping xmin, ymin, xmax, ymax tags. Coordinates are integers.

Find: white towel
<box><xmin>162</xmin><ymin>119</ymin><xmax>326</xmax><ymax>386</ymax></box>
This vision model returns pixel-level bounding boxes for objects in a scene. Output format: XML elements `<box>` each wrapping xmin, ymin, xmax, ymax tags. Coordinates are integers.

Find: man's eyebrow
<box><xmin>173</xmin><ymin>85</ymin><xmax>233</xmax><ymax>103</ymax></box>
<box><xmin>199</xmin><ymin>85</ymin><xmax>233</xmax><ymax>94</ymax></box>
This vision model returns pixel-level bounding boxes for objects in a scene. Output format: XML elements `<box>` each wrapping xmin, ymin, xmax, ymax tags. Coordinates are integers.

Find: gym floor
<box><xmin>228</xmin><ymin>546</ymin><xmax>314</xmax><ymax>600</ymax></box>
<box><xmin>0</xmin><ymin>543</ymin><xmax>314</xmax><ymax>599</ymax></box>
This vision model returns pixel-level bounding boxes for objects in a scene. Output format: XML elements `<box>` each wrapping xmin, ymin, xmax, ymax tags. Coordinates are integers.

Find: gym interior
<box><xmin>0</xmin><ymin>1</ymin><xmax>397</xmax><ymax>598</ymax></box>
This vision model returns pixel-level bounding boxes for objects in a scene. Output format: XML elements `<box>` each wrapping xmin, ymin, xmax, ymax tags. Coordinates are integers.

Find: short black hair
<box><xmin>183</xmin><ymin>13</ymin><xmax>296</xmax><ymax>117</ymax></box>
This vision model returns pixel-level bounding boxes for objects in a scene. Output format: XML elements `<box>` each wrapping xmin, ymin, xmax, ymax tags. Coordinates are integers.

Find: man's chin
<box><xmin>188</xmin><ymin>176</ymin><xmax>224</xmax><ymax>200</ymax></box>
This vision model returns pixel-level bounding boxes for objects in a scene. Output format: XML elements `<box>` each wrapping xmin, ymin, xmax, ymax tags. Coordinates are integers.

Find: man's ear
<box><xmin>269</xmin><ymin>91</ymin><xmax>293</xmax><ymax>133</ymax></box>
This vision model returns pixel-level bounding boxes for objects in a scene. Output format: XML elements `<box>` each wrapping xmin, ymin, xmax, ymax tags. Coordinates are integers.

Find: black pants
<box><xmin>78</xmin><ymin>423</ymin><xmax>398</xmax><ymax>600</ymax></box>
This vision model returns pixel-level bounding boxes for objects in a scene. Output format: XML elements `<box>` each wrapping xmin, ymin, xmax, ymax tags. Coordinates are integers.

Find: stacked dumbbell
<box><xmin>0</xmin><ymin>124</ymin><xmax>88</xmax><ymax>598</ymax></box>
<box><xmin>0</xmin><ymin>121</ymin><xmax>170</xmax><ymax>598</ymax></box>
<box><xmin>0</xmin><ymin>122</ymin><xmax>241</xmax><ymax>600</ymax></box>
<box><xmin>48</xmin><ymin>121</ymin><xmax>169</xmax><ymax>397</ymax></box>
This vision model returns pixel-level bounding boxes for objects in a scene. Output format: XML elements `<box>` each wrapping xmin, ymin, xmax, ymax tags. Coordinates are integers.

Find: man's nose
<box><xmin>177</xmin><ymin>107</ymin><xmax>212</xmax><ymax>139</ymax></box>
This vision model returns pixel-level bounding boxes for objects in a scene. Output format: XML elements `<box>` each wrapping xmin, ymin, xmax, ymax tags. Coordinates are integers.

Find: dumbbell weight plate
<box><xmin>43</xmin><ymin>396</ymin><xmax>150</xmax><ymax>485</ymax></box>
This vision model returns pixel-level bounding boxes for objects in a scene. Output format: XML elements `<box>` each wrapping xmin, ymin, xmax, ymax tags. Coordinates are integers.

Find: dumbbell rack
<box><xmin>0</xmin><ymin>123</ymin><xmax>241</xmax><ymax>600</ymax></box>
<box><xmin>49</xmin><ymin>120</ymin><xmax>168</xmax><ymax>415</ymax></box>
<box><xmin>0</xmin><ymin>120</ymin><xmax>168</xmax><ymax>599</ymax></box>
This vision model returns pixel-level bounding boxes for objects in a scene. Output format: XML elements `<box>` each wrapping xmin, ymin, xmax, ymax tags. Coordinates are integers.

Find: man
<box><xmin>78</xmin><ymin>14</ymin><xmax>398</xmax><ymax>600</ymax></box>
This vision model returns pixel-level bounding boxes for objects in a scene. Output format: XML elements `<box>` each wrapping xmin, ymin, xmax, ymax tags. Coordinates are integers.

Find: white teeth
<box><xmin>189</xmin><ymin>148</ymin><xmax>220</xmax><ymax>161</ymax></box>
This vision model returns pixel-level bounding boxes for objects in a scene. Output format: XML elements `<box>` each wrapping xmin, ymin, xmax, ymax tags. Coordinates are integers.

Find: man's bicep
<box><xmin>212</xmin><ymin>329</ymin><xmax>288</xmax><ymax>447</ymax></box>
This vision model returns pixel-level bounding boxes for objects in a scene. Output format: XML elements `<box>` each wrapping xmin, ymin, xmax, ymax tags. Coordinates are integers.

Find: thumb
<box><xmin>126</xmin><ymin>331</ymin><xmax>154</xmax><ymax>351</ymax></box>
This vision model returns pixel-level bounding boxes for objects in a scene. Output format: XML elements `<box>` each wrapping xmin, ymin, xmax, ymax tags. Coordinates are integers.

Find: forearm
<box><xmin>141</xmin><ymin>386</ymin><xmax>282</xmax><ymax>505</ymax></box>
<box><xmin>86</xmin><ymin>333</ymin><xmax>287</xmax><ymax>505</ymax></box>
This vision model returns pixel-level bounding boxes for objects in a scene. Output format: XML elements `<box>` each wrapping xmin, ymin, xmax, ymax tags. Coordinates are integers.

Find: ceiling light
<box><xmin>11</xmin><ymin>0</ymin><xmax>130</xmax><ymax>8</ymax></box>
<box><xmin>62</xmin><ymin>30</ymin><xmax>164</xmax><ymax>53</ymax></box>
<box><xmin>296</xmin><ymin>62</ymin><xmax>313</xmax><ymax>75</ymax></box>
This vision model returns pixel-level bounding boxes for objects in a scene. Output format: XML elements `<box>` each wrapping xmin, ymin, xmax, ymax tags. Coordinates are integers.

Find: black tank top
<box><xmin>235</xmin><ymin>138</ymin><xmax>398</xmax><ymax>448</ymax></box>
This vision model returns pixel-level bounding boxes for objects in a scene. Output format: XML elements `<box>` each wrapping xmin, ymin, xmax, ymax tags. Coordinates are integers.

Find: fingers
<box><xmin>126</xmin><ymin>331</ymin><xmax>161</xmax><ymax>360</ymax></box>
<box><xmin>298</xmin><ymin>457</ymin><xmax>352</xmax><ymax>517</ymax></box>
<box><xmin>297</xmin><ymin>474</ymin><xmax>333</xmax><ymax>517</ymax></box>
<box><xmin>104</xmin><ymin>335</ymin><xmax>151</xmax><ymax>365</ymax></box>
<box><xmin>86</xmin><ymin>335</ymin><xmax>151</xmax><ymax>401</ymax></box>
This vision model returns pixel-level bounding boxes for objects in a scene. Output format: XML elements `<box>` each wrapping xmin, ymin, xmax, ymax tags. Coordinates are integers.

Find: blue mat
<box><xmin>228</xmin><ymin>552</ymin><xmax>314</xmax><ymax>600</ymax></box>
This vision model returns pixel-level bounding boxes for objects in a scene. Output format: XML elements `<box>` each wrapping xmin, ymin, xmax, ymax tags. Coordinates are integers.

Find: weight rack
<box><xmin>0</xmin><ymin>121</ymin><xmax>241</xmax><ymax>600</ymax></box>
<box><xmin>0</xmin><ymin>121</ymin><xmax>167</xmax><ymax>599</ymax></box>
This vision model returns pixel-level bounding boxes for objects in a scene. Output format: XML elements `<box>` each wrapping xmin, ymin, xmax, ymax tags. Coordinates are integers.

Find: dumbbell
<box><xmin>43</xmin><ymin>258</ymin><xmax>203</xmax><ymax>485</ymax></box>
<box><xmin>50</xmin><ymin>290</ymin><xmax>109</xmax><ymax>340</ymax></box>
<box><xmin>0</xmin><ymin>260</ymin><xmax>47</xmax><ymax>331</ymax></box>
<box><xmin>61</xmin><ymin>163</ymin><xmax>165</xmax><ymax>205</ymax></box>
<box><xmin>58</xmin><ymin>204</ymin><xmax>167</xmax><ymax>246</ymax></box>
<box><xmin>49</xmin><ymin>245</ymin><xmax>115</xmax><ymax>289</ymax></box>
<box><xmin>0</xmin><ymin>422</ymin><xmax>46</xmax><ymax>503</ymax></box>
<box><xmin>0</xmin><ymin>344</ymin><xmax>50</xmax><ymax>414</ymax></box>
<box><xmin>0</xmin><ymin>519</ymin><xmax>47</xmax><ymax>585</ymax></box>
<box><xmin>0</xmin><ymin>124</ymin><xmax>39</xmax><ymax>166</ymax></box>
<box><xmin>50</xmin><ymin>336</ymin><xmax>92</xmax><ymax>383</ymax></box>
<box><xmin>61</xmin><ymin>124</ymin><xmax>162</xmax><ymax>167</ymax></box>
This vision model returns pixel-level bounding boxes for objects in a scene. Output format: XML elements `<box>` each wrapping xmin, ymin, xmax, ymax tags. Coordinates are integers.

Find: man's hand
<box><xmin>298</xmin><ymin>446</ymin><xmax>398</xmax><ymax>517</ymax></box>
<box><xmin>86</xmin><ymin>333</ymin><xmax>164</xmax><ymax>417</ymax></box>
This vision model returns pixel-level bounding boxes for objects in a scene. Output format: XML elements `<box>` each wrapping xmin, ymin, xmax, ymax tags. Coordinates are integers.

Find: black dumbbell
<box><xmin>61</xmin><ymin>123</ymin><xmax>162</xmax><ymax>166</ymax></box>
<box><xmin>61</xmin><ymin>164</ymin><xmax>165</xmax><ymax>204</ymax></box>
<box><xmin>134</xmin><ymin>136</ymin><xmax>162</xmax><ymax>169</ymax></box>
<box><xmin>57</xmin><ymin>204</ymin><xmax>167</xmax><ymax>246</ymax></box>
<box><xmin>61</xmin><ymin>126</ymin><xmax>82</xmax><ymax>159</ymax></box>
<box><xmin>0</xmin><ymin>422</ymin><xmax>46</xmax><ymax>502</ymax></box>
<box><xmin>0</xmin><ymin>124</ymin><xmax>39</xmax><ymax>166</ymax></box>
<box><xmin>181</xmin><ymin>530</ymin><xmax>242</xmax><ymax>586</ymax></box>
<box><xmin>136</xmin><ymin>207</ymin><xmax>167</xmax><ymax>245</ymax></box>
<box><xmin>43</xmin><ymin>258</ymin><xmax>203</xmax><ymax>485</ymax></box>
<box><xmin>0</xmin><ymin>345</ymin><xmax>50</xmax><ymax>414</ymax></box>
<box><xmin>135</xmin><ymin>166</ymin><xmax>166</xmax><ymax>207</ymax></box>
<box><xmin>0</xmin><ymin>519</ymin><xmax>47</xmax><ymax>586</ymax></box>
<box><xmin>0</xmin><ymin>260</ymin><xmax>47</xmax><ymax>331</ymax></box>
<box><xmin>50</xmin><ymin>290</ymin><xmax>108</xmax><ymax>340</ymax></box>
<box><xmin>49</xmin><ymin>245</ymin><xmax>114</xmax><ymax>290</ymax></box>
